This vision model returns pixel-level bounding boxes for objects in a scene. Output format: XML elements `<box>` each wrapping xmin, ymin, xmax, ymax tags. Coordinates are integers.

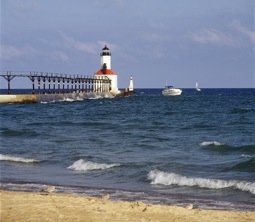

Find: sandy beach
<box><xmin>1</xmin><ymin>190</ymin><xmax>254</xmax><ymax>222</ymax></box>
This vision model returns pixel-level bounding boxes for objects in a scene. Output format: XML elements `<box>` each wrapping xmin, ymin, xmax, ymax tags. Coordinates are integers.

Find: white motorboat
<box><xmin>162</xmin><ymin>86</ymin><xmax>182</xmax><ymax>96</ymax></box>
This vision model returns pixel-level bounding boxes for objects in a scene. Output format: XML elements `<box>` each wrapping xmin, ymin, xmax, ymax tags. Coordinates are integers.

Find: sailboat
<box><xmin>196</xmin><ymin>82</ymin><xmax>201</xmax><ymax>91</ymax></box>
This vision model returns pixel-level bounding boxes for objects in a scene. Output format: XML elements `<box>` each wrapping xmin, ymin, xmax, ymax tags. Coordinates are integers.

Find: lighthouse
<box><xmin>95</xmin><ymin>45</ymin><xmax>119</xmax><ymax>94</ymax></box>
<box><xmin>128</xmin><ymin>75</ymin><xmax>134</xmax><ymax>92</ymax></box>
<box><xmin>123</xmin><ymin>75</ymin><xmax>135</xmax><ymax>96</ymax></box>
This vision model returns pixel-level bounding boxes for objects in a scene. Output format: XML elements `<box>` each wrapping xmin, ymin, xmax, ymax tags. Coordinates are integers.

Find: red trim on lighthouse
<box><xmin>95</xmin><ymin>69</ymin><xmax>116</xmax><ymax>75</ymax></box>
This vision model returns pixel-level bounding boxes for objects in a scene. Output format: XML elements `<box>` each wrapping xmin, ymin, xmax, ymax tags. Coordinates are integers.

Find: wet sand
<box><xmin>1</xmin><ymin>190</ymin><xmax>254</xmax><ymax>222</ymax></box>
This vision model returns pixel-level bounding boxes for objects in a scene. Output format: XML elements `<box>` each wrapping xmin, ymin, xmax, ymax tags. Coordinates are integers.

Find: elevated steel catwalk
<box><xmin>0</xmin><ymin>71</ymin><xmax>111</xmax><ymax>95</ymax></box>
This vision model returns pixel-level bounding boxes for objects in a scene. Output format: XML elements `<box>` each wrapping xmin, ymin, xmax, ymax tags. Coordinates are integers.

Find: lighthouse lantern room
<box><xmin>95</xmin><ymin>45</ymin><xmax>119</xmax><ymax>94</ymax></box>
<box><xmin>101</xmin><ymin>45</ymin><xmax>111</xmax><ymax>69</ymax></box>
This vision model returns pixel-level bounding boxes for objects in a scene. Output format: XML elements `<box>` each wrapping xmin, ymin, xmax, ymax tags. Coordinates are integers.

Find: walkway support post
<box><xmin>28</xmin><ymin>72</ymin><xmax>35</xmax><ymax>94</ymax></box>
<box><xmin>47</xmin><ymin>75</ymin><xmax>51</xmax><ymax>94</ymax></box>
<box><xmin>37</xmin><ymin>75</ymin><xmax>41</xmax><ymax>94</ymax></box>
<box><xmin>2</xmin><ymin>71</ymin><xmax>15</xmax><ymax>95</ymax></box>
<box><xmin>42</xmin><ymin>73</ymin><xmax>46</xmax><ymax>94</ymax></box>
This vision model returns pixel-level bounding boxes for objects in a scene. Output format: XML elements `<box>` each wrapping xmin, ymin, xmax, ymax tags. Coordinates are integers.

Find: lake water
<box><xmin>1</xmin><ymin>88</ymin><xmax>254</xmax><ymax>211</ymax></box>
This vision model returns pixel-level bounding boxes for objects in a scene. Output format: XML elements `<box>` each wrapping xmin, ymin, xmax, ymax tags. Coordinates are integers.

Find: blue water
<box><xmin>1</xmin><ymin>88</ymin><xmax>255</xmax><ymax>211</ymax></box>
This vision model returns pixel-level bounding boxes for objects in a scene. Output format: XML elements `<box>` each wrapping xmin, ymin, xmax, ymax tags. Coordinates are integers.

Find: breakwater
<box><xmin>0</xmin><ymin>71</ymin><xmax>114</xmax><ymax>103</ymax></box>
<box><xmin>0</xmin><ymin>92</ymin><xmax>115</xmax><ymax>104</ymax></box>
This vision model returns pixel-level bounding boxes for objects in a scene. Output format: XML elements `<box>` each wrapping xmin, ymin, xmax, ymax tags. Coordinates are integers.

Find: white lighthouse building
<box><xmin>95</xmin><ymin>45</ymin><xmax>120</xmax><ymax>94</ymax></box>
<box><xmin>129</xmin><ymin>75</ymin><xmax>134</xmax><ymax>91</ymax></box>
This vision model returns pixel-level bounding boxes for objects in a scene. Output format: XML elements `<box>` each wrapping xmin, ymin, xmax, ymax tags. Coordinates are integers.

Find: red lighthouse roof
<box><xmin>95</xmin><ymin>69</ymin><xmax>116</xmax><ymax>75</ymax></box>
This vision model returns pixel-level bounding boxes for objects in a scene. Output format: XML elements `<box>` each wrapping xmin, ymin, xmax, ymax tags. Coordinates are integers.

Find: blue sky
<box><xmin>1</xmin><ymin>0</ymin><xmax>254</xmax><ymax>88</ymax></box>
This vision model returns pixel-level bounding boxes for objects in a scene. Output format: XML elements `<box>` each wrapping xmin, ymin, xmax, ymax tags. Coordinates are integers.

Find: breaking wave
<box><xmin>200</xmin><ymin>141</ymin><xmax>255</xmax><ymax>154</ymax></box>
<box><xmin>67</xmin><ymin>159</ymin><xmax>120</xmax><ymax>171</ymax></box>
<box><xmin>147</xmin><ymin>170</ymin><xmax>255</xmax><ymax>195</ymax></box>
<box><xmin>200</xmin><ymin>141</ymin><xmax>223</xmax><ymax>146</ymax></box>
<box><xmin>241</xmin><ymin>154</ymin><xmax>252</xmax><ymax>158</ymax></box>
<box><xmin>39</xmin><ymin>93</ymin><xmax>114</xmax><ymax>103</ymax></box>
<box><xmin>40</xmin><ymin>97</ymin><xmax>78</xmax><ymax>104</ymax></box>
<box><xmin>0</xmin><ymin>154</ymin><xmax>40</xmax><ymax>163</ymax></box>
<box><xmin>226</xmin><ymin>157</ymin><xmax>255</xmax><ymax>172</ymax></box>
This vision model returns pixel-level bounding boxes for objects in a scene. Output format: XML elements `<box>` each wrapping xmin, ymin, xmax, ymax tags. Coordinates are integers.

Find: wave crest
<box><xmin>231</xmin><ymin>107</ymin><xmax>255</xmax><ymax>114</ymax></box>
<box><xmin>200</xmin><ymin>141</ymin><xmax>223</xmax><ymax>146</ymax></box>
<box><xmin>227</xmin><ymin>157</ymin><xmax>255</xmax><ymax>172</ymax></box>
<box><xmin>67</xmin><ymin>159</ymin><xmax>120</xmax><ymax>171</ymax></box>
<box><xmin>147</xmin><ymin>170</ymin><xmax>255</xmax><ymax>195</ymax></box>
<box><xmin>0</xmin><ymin>154</ymin><xmax>40</xmax><ymax>163</ymax></box>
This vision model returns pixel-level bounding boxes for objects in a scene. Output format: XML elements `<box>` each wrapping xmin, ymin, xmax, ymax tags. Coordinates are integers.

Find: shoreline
<box><xmin>1</xmin><ymin>190</ymin><xmax>254</xmax><ymax>222</ymax></box>
<box><xmin>1</xmin><ymin>180</ymin><xmax>254</xmax><ymax>212</ymax></box>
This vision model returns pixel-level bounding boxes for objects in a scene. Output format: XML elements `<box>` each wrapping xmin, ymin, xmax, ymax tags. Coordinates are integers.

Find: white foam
<box><xmin>86</xmin><ymin>93</ymin><xmax>115</xmax><ymax>100</ymax></box>
<box><xmin>200</xmin><ymin>141</ymin><xmax>223</xmax><ymax>146</ymax></box>
<box><xmin>148</xmin><ymin>170</ymin><xmax>255</xmax><ymax>195</ymax></box>
<box><xmin>76</xmin><ymin>97</ymin><xmax>84</xmax><ymax>101</ymax></box>
<box><xmin>63</xmin><ymin>97</ymin><xmax>74</xmax><ymax>102</ymax></box>
<box><xmin>241</xmin><ymin>154</ymin><xmax>251</xmax><ymax>158</ymax></box>
<box><xmin>88</xmin><ymin>95</ymin><xmax>106</xmax><ymax>100</ymax></box>
<box><xmin>40</xmin><ymin>100</ymin><xmax>56</xmax><ymax>104</ymax></box>
<box><xmin>0</xmin><ymin>154</ymin><xmax>40</xmax><ymax>163</ymax></box>
<box><xmin>67</xmin><ymin>159</ymin><xmax>120</xmax><ymax>171</ymax></box>
<box><xmin>235</xmin><ymin>181</ymin><xmax>255</xmax><ymax>194</ymax></box>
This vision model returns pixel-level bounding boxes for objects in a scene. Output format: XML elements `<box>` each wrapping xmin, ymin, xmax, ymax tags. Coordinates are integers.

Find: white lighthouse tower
<box><xmin>128</xmin><ymin>75</ymin><xmax>134</xmax><ymax>92</ymax></box>
<box><xmin>95</xmin><ymin>45</ymin><xmax>119</xmax><ymax>94</ymax></box>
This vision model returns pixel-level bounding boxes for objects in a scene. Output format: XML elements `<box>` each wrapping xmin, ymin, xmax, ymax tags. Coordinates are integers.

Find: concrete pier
<box><xmin>0</xmin><ymin>92</ymin><xmax>115</xmax><ymax>104</ymax></box>
<box><xmin>0</xmin><ymin>95</ymin><xmax>37</xmax><ymax>103</ymax></box>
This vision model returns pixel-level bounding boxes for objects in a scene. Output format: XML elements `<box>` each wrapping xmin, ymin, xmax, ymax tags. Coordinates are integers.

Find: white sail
<box><xmin>196</xmin><ymin>82</ymin><xmax>201</xmax><ymax>91</ymax></box>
